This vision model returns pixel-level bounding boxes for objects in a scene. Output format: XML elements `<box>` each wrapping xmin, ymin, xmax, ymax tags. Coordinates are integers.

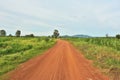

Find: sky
<box><xmin>0</xmin><ymin>0</ymin><xmax>120</xmax><ymax>36</ymax></box>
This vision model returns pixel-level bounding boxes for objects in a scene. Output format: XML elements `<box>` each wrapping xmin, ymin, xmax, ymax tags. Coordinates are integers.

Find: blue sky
<box><xmin>0</xmin><ymin>0</ymin><xmax>120</xmax><ymax>36</ymax></box>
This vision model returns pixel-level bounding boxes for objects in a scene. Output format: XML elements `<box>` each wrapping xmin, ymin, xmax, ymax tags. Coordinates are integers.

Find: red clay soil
<box><xmin>9</xmin><ymin>40</ymin><xmax>109</xmax><ymax>80</ymax></box>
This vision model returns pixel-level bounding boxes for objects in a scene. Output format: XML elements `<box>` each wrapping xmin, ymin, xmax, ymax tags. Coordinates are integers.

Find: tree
<box><xmin>15</xmin><ymin>30</ymin><xmax>21</xmax><ymax>37</ymax></box>
<box><xmin>9</xmin><ymin>34</ymin><xmax>13</xmax><ymax>37</ymax></box>
<box><xmin>106</xmin><ymin>34</ymin><xmax>109</xmax><ymax>38</ymax></box>
<box><xmin>25</xmin><ymin>34</ymin><xmax>34</xmax><ymax>37</ymax></box>
<box><xmin>0</xmin><ymin>30</ymin><xmax>6</xmax><ymax>36</ymax></box>
<box><xmin>116</xmin><ymin>34</ymin><xmax>120</xmax><ymax>39</ymax></box>
<box><xmin>29</xmin><ymin>34</ymin><xmax>34</xmax><ymax>37</ymax></box>
<box><xmin>53</xmin><ymin>29</ymin><xmax>59</xmax><ymax>38</ymax></box>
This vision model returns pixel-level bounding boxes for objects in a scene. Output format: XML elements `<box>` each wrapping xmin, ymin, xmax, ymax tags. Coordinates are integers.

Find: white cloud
<box><xmin>0</xmin><ymin>0</ymin><xmax>120</xmax><ymax>36</ymax></box>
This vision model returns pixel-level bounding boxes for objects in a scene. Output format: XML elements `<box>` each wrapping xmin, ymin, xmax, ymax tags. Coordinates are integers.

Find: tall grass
<box><xmin>66</xmin><ymin>38</ymin><xmax>120</xmax><ymax>75</ymax></box>
<box><xmin>0</xmin><ymin>37</ymin><xmax>56</xmax><ymax>76</ymax></box>
<box><xmin>83</xmin><ymin>38</ymin><xmax>120</xmax><ymax>51</ymax></box>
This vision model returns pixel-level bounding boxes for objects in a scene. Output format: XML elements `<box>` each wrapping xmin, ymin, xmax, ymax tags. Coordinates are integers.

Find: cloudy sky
<box><xmin>0</xmin><ymin>0</ymin><xmax>120</xmax><ymax>36</ymax></box>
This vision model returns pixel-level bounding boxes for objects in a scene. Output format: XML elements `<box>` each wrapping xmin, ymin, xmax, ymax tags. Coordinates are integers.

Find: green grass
<box><xmin>65</xmin><ymin>38</ymin><xmax>120</xmax><ymax>74</ymax></box>
<box><xmin>81</xmin><ymin>37</ymin><xmax>120</xmax><ymax>51</ymax></box>
<box><xmin>0</xmin><ymin>37</ymin><xmax>56</xmax><ymax>76</ymax></box>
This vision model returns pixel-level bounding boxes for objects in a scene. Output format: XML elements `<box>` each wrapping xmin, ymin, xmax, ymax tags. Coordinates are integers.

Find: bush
<box><xmin>116</xmin><ymin>34</ymin><xmax>120</xmax><ymax>39</ymax></box>
<box><xmin>45</xmin><ymin>37</ymin><xmax>49</xmax><ymax>42</ymax></box>
<box><xmin>25</xmin><ymin>34</ymin><xmax>34</xmax><ymax>37</ymax></box>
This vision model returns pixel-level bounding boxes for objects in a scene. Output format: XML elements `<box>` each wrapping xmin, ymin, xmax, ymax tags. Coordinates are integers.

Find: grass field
<box><xmin>65</xmin><ymin>38</ymin><xmax>120</xmax><ymax>74</ymax></box>
<box><xmin>1</xmin><ymin>37</ymin><xmax>120</xmax><ymax>79</ymax></box>
<box><xmin>0</xmin><ymin>37</ymin><xmax>56</xmax><ymax>76</ymax></box>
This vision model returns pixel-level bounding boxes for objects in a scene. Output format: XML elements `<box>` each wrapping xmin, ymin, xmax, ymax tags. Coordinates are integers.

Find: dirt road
<box><xmin>10</xmin><ymin>40</ymin><xmax>109</xmax><ymax>80</ymax></box>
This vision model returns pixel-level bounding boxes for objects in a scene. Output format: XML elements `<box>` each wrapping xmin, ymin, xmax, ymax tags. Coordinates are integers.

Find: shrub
<box><xmin>116</xmin><ymin>34</ymin><xmax>120</xmax><ymax>39</ymax></box>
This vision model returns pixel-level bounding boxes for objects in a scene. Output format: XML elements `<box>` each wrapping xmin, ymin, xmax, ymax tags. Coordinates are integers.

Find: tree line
<box><xmin>0</xmin><ymin>29</ymin><xmax>60</xmax><ymax>38</ymax></box>
<box><xmin>0</xmin><ymin>30</ymin><xmax>35</xmax><ymax>37</ymax></box>
<box><xmin>0</xmin><ymin>30</ymin><xmax>21</xmax><ymax>37</ymax></box>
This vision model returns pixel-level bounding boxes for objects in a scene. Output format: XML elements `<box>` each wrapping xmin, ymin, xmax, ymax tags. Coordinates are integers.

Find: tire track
<box><xmin>9</xmin><ymin>40</ymin><xmax>109</xmax><ymax>80</ymax></box>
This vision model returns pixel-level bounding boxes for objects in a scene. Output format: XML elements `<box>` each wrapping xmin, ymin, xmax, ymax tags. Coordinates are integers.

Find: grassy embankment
<box><xmin>66</xmin><ymin>38</ymin><xmax>120</xmax><ymax>75</ymax></box>
<box><xmin>0</xmin><ymin>37</ymin><xmax>56</xmax><ymax>77</ymax></box>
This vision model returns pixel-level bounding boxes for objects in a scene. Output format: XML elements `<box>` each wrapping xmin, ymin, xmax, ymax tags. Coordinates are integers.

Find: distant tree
<box><xmin>106</xmin><ymin>34</ymin><xmax>109</xmax><ymax>38</ymax></box>
<box><xmin>0</xmin><ymin>30</ymin><xmax>6</xmax><ymax>36</ymax></box>
<box><xmin>48</xmin><ymin>36</ymin><xmax>51</xmax><ymax>38</ymax></box>
<box><xmin>15</xmin><ymin>30</ymin><xmax>21</xmax><ymax>37</ymax></box>
<box><xmin>116</xmin><ymin>34</ymin><xmax>120</xmax><ymax>39</ymax></box>
<box><xmin>52</xmin><ymin>35</ymin><xmax>54</xmax><ymax>38</ymax></box>
<box><xmin>53</xmin><ymin>29</ymin><xmax>59</xmax><ymax>38</ymax></box>
<box><xmin>9</xmin><ymin>34</ymin><xmax>13</xmax><ymax>37</ymax></box>
<box><xmin>29</xmin><ymin>34</ymin><xmax>34</xmax><ymax>37</ymax></box>
<box><xmin>25</xmin><ymin>34</ymin><xmax>34</xmax><ymax>37</ymax></box>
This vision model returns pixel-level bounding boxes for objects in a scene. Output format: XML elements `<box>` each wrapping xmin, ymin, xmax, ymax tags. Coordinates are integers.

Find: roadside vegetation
<box><xmin>65</xmin><ymin>38</ymin><xmax>120</xmax><ymax>75</ymax></box>
<box><xmin>0</xmin><ymin>37</ymin><xmax>56</xmax><ymax>76</ymax></box>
